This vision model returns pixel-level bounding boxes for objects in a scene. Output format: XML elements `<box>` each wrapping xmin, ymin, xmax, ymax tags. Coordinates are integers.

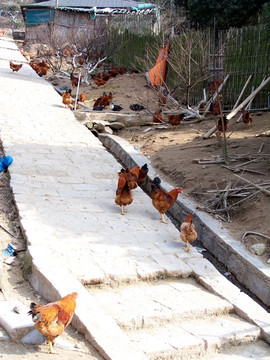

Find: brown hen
<box><xmin>180</xmin><ymin>213</ymin><xmax>197</xmax><ymax>252</ymax></box>
<box><xmin>150</xmin><ymin>177</ymin><xmax>182</xmax><ymax>223</ymax></box>
<box><xmin>242</xmin><ymin>109</ymin><xmax>252</xmax><ymax>126</ymax></box>
<box><xmin>115</xmin><ymin>172</ymin><xmax>133</xmax><ymax>215</ymax></box>
<box><xmin>28</xmin><ymin>292</ymin><xmax>78</xmax><ymax>354</ymax></box>
<box><xmin>10</xmin><ymin>61</ymin><xmax>22</xmax><ymax>72</ymax></box>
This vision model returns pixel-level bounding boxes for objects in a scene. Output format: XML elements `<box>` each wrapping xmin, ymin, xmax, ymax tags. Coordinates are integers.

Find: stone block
<box><xmin>21</xmin><ymin>329</ymin><xmax>45</xmax><ymax>344</ymax></box>
<box><xmin>0</xmin><ymin>300</ymin><xmax>34</xmax><ymax>340</ymax></box>
<box><xmin>151</xmin><ymin>253</ymin><xmax>192</xmax><ymax>278</ymax></box>
<box><xmin>0</xmin><ymin>326</ymin><xmax>9</xmax><ymax>341</ymax></box>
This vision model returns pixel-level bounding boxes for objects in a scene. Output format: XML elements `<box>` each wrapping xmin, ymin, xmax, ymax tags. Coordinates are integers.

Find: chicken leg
<box><xmin>185</xmin><ymin>242</ymin><xmax>190</xmax><ymax>252</ymax></box>
<box><xmin>121</xmin><ymin>205</ymin><xmax>125</xmax><ymax>215</ymax></box>
<box><xmin>48</xmin><ymin>339</ymin><xmax>56</xmax><ymax>354</ymax></box>
<box><xmin>160</xmin><ymin>213</ymin><xmax>167</xmax><ymax>223</ymax></box>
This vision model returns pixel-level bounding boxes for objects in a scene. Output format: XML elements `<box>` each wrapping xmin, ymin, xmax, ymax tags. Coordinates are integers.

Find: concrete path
<box><xmin>0</xmin><ymin>36</ymin><xmax>270</xmax><ymax>360</ymax></box>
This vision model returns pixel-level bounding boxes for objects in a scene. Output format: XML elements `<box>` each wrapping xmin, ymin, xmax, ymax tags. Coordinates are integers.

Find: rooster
<box><xmin>180</xmin><ymin>213</ymin><xmax>197</xmax><ymax>252</ymax></box>
<box><xmin>62</xmin><ymin>89</ymin><xmax>73</xmax><ymax>108</ymax></box>
<box><xmin>94</xmin><ymin>92</ymin><xmax>107</xmax><ymax>107</ymax></box>
<box><xmin>150</xmin><ymin>177</ymin><xmax>182</xmax><ymax>223</ymax></box>
<box><xmin>137</xmin><ymin>163</ymin><xmax>149</xmax><ymax>186</ymax></box>
<box><xmin>158</xmin><ymin>96</ymin><xmax>167</xmax><ymax>108</ymax></box>
<box><xmin>217</xmin><ymin>114</ymin><xmax>229</xmax><ymax>133</ymax></box>
<box><xmin>209</xmin><ymin>101</ymin><xmax>221</xmax><ymax>116</ymax></box>
<box><xmin>30</xmin><ymin>59</ymin><xmax>50</xmax><ymax>77</ymax></box>
<box><xmin>109</xmin><ymin>66</ymin><xmax>119</xmax><ymax>77</ymax></box>
<box><xmin>28</xmin><ymin>292</ymin><xmax>78</xmax><ymax>354</ymax></box>
<box><xmin>102</xmin><ymin>73</ymin><xmax>111</xmax><ymax>81</ymax></box>
<box><xmin>70</xmin><ymin>73</ymin><xmax>80</xmax><ymax>87</ymax></box>
<box><xmin>119</xmin><ymin>167</ymin><xmax>139</xmax><ymax>190</ymax></box>
<box><xmin>153</xmin><ymin>109</ymin><xmax>163</xmax><ymax>123</ymax></box>
<box><xmin>9</xmin><ymin>61</ymin><xmax>22</xmax><ymax>72</ymax></box>
<box><xmin>100</xmin><ymin>92</ymin><xmax>112</xmax><ymax>107</ymax></box>
<box><xmin>79</xmin><ymin>92</ymin><xmax>86</xmax><ymax>102</ymax></box>
<box><xmin>94</xmin><ymin>77</ymin><xmax>107</xmax><ymax>87</ymax></box>
<box><xmin>242</xmin><ymin>109</ymin><xmax>252</xmax><ymax>126</ymax></box>
<box><xmin>120</xmin><ymin>163</ymin><xmax>148</xmax><ymax>189</ymax></box>
<box><xmin>167</xmin><ymin>114</ymin><xmax>185</xmax><ymax>128</ymax></box>
<box><xmin>93</xmin><ymin>92</ymin><xmax>112</xmax><ymax>108</ymax></box>
<box><xmin>115</xmin><ymin>172</ymin><xmax>133</xmax><ymax>215</ymax></box>
<box><xmin>118</xmin><ymin>67</ymin><xmax>126</xmax><ymax>75</ymax></box>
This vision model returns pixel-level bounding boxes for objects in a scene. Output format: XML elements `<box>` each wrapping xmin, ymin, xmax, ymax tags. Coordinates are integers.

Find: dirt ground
<box><xmin>0</xmin><ymin>42</ymin><xmax>269</xmax><ymax>357</ymax></box>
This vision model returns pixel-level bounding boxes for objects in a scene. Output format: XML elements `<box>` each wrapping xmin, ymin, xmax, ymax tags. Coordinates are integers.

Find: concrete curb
<box><xmin>99</xmin><ymin>133</ymin><xmax>270</xmax><ymax>308</ymax></box>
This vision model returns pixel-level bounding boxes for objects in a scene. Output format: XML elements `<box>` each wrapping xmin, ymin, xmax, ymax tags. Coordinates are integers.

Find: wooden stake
<box><xmin>242</xmin><ymin>231</ymin><xmax>270</xmax><ymax>242</ymax></box>
<box><xmin>232</xmin><ymin>75</ymin><xmax>252</xmax><ymax>110</ymax></box>
<box><xmin>0</xmin><ymin>224</ymin><xmax>16</xmax><ymax>238</ymax></box>
<box><xmin>74</xmin><ymin>71</ymin><xmax>81</xmax><ymax>111</ymax></box>
<box><xmin>257</xmin><ymin>142</ymin><xmax>264</xmax><ymax>154</ymax></box>
<box><xmin>227</xmin><ymin>76</ymin><xmax>270</xmax><ymax>120</ymax></box>
<box><xmin>234</xmin><ymin>174</ymin><xmax>270</xmax><ymax>196</ymax></box>
<box><xmin>236</xmin><ymin>78</ymin><xmax>266</xmax><ymax>123</ymax></box>
<box><xmin>53</xmin><ymin>85</ymin><xmax>92</xmax><ymax>111</ymax></box>
<box><xmin>236</xmin><ymin>86</ymin><xmax>254</xmax><ymax>123</ymax></box>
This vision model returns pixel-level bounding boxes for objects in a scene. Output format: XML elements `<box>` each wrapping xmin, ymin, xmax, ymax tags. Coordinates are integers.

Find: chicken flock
<box><xmin>115</xmin><ymin>163</ymin><xmax>197</xmax><ymax>252</ymax></box>
<box><xmin>9</xmin><ymin>50</ymin><xmax>259</xmax><ymax>356</ymax></box>
<box><xmin>27</xmin><ymin>165</ymin><xmax>195</xmax><ymax>354</ymax></box>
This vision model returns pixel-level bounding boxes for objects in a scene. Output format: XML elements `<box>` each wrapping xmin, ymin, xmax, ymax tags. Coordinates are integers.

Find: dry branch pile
<box><xmin>193</xmin><ymin>151</ymin><xmax>270</xmax><ymax>222</ymax></box>
<box><xmin>194</xmin><ymin>179</ymin><xmax>270</xmax><ymax>222</ymax></box>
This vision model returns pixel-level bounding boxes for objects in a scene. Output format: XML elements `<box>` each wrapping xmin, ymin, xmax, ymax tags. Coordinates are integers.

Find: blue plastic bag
<box><xmin>2</xmin><ymin>244</ymin><xmax>16</xmax><ymax>257</ymax></box>
<box><xmin>0</xmin><ymin>155</ymin><xmax>13</xmax><ymax>173</ymax></box>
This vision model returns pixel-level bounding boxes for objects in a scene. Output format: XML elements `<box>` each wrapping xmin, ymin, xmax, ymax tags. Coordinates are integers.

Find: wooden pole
<box><xmin>226</xmin><ymin>76</ymin><xmax>270</xmax><ymax>120</ymax></box>
<box><xmin>234</xmin><ymin>174</ymin><xmax>270</xmax><ymax>196</ymax></box>
<box><xmin>236</xmin><ymin>77</ymin><xmax>265</xmax><ymax>122</ymax></box>
<box><xmin>53</xmin><ymin>85</ymin><xmax>92</xmax><ymax>111</ymax></box>
<box><xmin>203</xmin><ymin>124</ymin><xmax>218</xmax><ymax>139</ymax></box>
<box><xmin>232</xmin><ymin>75</ymin><xmax>252</xmax><ymax>110</ymax></box>
<box><xmin>236</xmin><ymin>86</ymin><xmax>254</xmax><ymax>123</ymax></box>
<box><xmin>74</xmin><ymin>71</ymin><xmax>81</xmax><ymax>111</ymax></box>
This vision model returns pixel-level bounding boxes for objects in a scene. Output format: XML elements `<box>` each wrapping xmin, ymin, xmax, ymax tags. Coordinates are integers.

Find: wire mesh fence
<box><xmin>222</xmin><ymin>25</ymin><xmax>270</xmax><ymax>111</ymax></box>
<box><xmin>110</xmin><ymin>24</ymin><xmax>270</xmax><ymax>111</ymax></box>
<box><xmin>182</xmin><ymin>25</ymin><xmax>270</xmax><ymax>110</ymax></box>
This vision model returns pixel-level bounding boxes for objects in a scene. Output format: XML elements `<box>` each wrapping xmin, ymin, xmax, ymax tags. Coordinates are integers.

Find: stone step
<box><xmin>127</xmin><ymin>314</ymin><xmax>261</xmax><ymax>360</ymax></box>
<box><xmin>88</xmin><ymin>278</ymin><xmax>234</xmax><ymax>330</ymax></box>
<box><xmin>0</xmin><ymin>325</ymin><xmax>9</xmax><ymax>341</ymax></box>
<box><xmin>88</xmin><ymin>277</ymin><xmax>266</xmax><ymax>359</ymax></box>
<box><xmin>208</xmin><ymin>340</ymin><xmax>270</xmax><ymax>359</ymax></box>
